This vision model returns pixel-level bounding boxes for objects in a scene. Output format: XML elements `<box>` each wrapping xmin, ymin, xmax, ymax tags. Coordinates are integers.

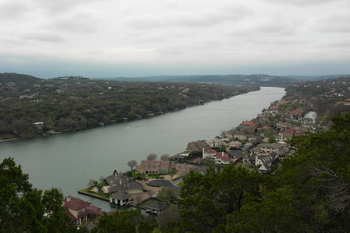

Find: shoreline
<box><xmin>0</xmin><ymin>138</ymin><xmax>20</xmax><ymax>143</ymax></box>
<box><xmin>0</xmin><ymin>87</ymin><xmax>263</xmax><ymax>144</ymax></box>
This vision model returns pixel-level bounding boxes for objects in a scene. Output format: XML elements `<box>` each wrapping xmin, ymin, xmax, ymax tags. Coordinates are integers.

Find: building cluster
<box><xmin>182</xmin><ymin>97</ymin><xmax>325</xmax><ymax>173</ymax></box>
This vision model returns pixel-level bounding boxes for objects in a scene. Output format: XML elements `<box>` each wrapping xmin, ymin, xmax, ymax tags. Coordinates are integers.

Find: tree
<box><xmin>157</xmin><ymin>187</ymin><xmax>177</xmax><ymax>208</ymax></box>
<box><xmin>127</xmin><ymin>160</ymin><xmax>138</xmax><ymax>171</ymax></box>
<box><xmin>0</xmin><ymin>157</ymin><xmax>75</xmax><ymax>233</ymax></box>
<box><xmin>160</xmin><ymin>154</ymin><xmax>170</xmax><ymax>161</ymax></box>
<box><xmin>167</xmin><ymin>168</ymin><xmax>177</xmax><ymax>181</ymax></box>
<box><xmin>178</xmin><ymin>165</ymin><xmax>263</xmax><ymax>232</ymax></box>
<box><xmin>155</xmin><ymin>204</ymin><xmax>181</xmax><ymax>230</ymax></box>
<box><xmin>268</xmin><ymin>134</ymin><xmax>276</xmax><ymax>143</ymax></box>
<box><xmin>92</xmin><ymin>209</ymin><xmax>157</xmax><ymax>233</ymax></box>
<box><xmin>147</xmin><ymin>153</ymin><xmax>157</xmax><ymax>161</ymax></box>
<box><xmin>276</xmin><ymin>114</ymin><xmax>350</xmax><ymax>232</ymax></box>
<box><xmin>88</xmin><ymin>179</ymin><xmax>97</xmax><ymax>187</ymax></box>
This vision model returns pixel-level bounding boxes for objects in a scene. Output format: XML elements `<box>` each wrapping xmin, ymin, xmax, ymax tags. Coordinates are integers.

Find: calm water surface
<box><xmin>0</xmin><ymin>87</ymin><xmax>285</xmax><ymax>211</ymax></box>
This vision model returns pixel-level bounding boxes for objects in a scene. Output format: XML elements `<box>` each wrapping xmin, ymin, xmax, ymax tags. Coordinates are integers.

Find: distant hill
<box><xmin>0</xmin><ymin>73</ymin><xmax>42</xmax><ymax>84</ymax></box>
<box><xmin>102</xmin><ymin>74</ymin><xmax>305</xmax><ymax>87</ymax></box>
<box><xmin>285</xmin><ymin>74</ymin><xmax>350</xmax><ymax>81</ymax></box>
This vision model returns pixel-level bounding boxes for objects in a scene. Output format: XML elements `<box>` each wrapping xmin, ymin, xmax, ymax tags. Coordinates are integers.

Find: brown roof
<box><xmin>139</xmin><ymin>160</ymin><xmax>170</xmax><ymax>172</ymax></box>
<box><xmin>64</xmin><ymin>197</ymin><xmax>91</xmax><ymax>211</ymax></box>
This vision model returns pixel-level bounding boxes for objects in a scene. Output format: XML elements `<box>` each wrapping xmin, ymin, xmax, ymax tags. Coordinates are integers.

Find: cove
<box><xmin>0</xmin><ymin>87</ymin><xmax>285</xmax><ymax>211</ymax></box>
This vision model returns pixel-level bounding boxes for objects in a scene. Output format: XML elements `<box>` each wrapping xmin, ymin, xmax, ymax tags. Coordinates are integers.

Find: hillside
<box><xmin>108</xmin><ymin>74</ymin><xmax>305</xmax><ymax>87</ymax></box>
<box><xmin>0</xmin><ymin>73</ymin><xmax>259</xmax><ymax>139</ymax></box>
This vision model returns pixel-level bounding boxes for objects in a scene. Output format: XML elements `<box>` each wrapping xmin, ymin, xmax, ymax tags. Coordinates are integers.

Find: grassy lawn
<box><xmin>202</xmin><ymin>160</ymin><xmax>216</xmax><ymax>165</ymax></box>
<box><xmin>0</xmin><ymin>133</ymin><xmax>15</xmax><ymax>140</ymax></box>
<box><xmin>79</xmin><ymin>187</ymin><xmax>109</xmax><ymax>199</ymax></box>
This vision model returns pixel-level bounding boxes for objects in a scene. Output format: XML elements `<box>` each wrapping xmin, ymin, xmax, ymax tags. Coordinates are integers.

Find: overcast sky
<box><xmin>1</xmin><ymin>0</ymin><xmax>350</xmax><ymax>78</ymax></box>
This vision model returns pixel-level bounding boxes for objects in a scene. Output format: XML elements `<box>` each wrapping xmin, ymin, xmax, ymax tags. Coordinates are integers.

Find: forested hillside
<box><xmin>0</xmin><ymin>73</ymin><xmax>258</xmax><ymax>139</ymax></box>
<box><xmin>284</xmin><ymin>76</ymin><xmax>350</xmax><ymax>123</ymax></box>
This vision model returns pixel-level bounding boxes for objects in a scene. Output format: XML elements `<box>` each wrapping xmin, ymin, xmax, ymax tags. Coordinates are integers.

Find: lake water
<box><xmin>0</xmin><ymin>87</ymin><xmax>285</xmax><ymax>211</ymax></box>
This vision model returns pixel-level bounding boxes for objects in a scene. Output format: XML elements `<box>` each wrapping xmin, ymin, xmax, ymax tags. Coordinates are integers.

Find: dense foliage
<box><xmin>284</xmin><ymin>76</ymin><xmax>350</xmax><ymax>123</ymax></box>
<box><xmin>0</xmin><ymin>73</ymin><xmax>258</xmax><ymax>139</ymax></box>
<box><xmin>0</xmin><ymin>158</ymin><xmax>81</xmax><ymax>233</ymax></box>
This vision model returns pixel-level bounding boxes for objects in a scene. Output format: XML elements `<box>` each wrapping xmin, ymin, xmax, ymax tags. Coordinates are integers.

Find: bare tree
<box><xmin>159</xmin><ymin>168</ymin><xmax>167</xmax><ymax>177</ymax></box>
<box><xmin>220</xmin><ymin>129</ymin><xmax>226</xmax><ymax>138</ymax></box>
<box><xmin>168</xmin><ymin>168</ymin><xmax>177</xmax><ymax>181</ymax></box>
<box><xmin>147</xmin><ymin>153</ymin><xmax>157</xmax><ymax>161</ymax></box>
<box><xmin>133</xmin><ymin>194</ymin><xmax>142</xmax><ymax>205</ymax></box>
<box><xmin>99</xmin><ymin>175</ymin><xmax>105</xmax><ymax>183</ymax></box>
<box><xmin>157</xmin><ymin>187</ymin><xmax>177</xmax><ymax>208</ymax></box>
<box><xmin>127</xmin><ymin>160</ymin><xmax>138</xmax><ymax>170</ymax></box>
<box><xmin>88</xmin><ymin>179</ymin><xmax>97</xmax><ymax>187</ymax></box>
<box><xmin>160</xmin><ymin>154</ymin><xmax>170</xmax><ymax>161</ymax></box>
<box><xmin>147</xmin><ymin>189</ymin><xmax>156</xmax><ymax>199</ymax></box>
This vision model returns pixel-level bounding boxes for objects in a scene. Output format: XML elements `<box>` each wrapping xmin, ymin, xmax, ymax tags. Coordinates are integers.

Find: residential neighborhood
<box><xmin>69</xmin><ymin>76</ymin><xmax>350</xmax><ymax>229</ymax></box>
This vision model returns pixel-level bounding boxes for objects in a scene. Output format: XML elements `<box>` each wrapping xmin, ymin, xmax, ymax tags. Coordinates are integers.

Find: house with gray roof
<box><xmin>256</xmin><ymin>152</ymin><xmax>279</xmax><ymax>173</ymax></box>
<box><xmin>207</xmin><ymin>138</ymin><xmax>226</xmax><ymax>148</ymax></box>
<box><xmin>105</xmin><ymin>170</ymin><xmax>144</xmax><ymax>195</ymax></box>
<box><xmin>145</xmin><ymin>200</ymin><xmax>164</xmax><ymax>214</ymax></box>
<box><xmin>186</xmin><ymin>140</ymin><xmax>207</xmax><ymax>153</ymax></box>
<box><xmin>109</xmin><ymin>192</ymin><xmax>131</xmax><ymax>206</ymax></box>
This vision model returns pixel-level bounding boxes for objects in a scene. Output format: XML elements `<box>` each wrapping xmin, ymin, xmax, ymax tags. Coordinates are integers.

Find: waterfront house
<box><xmin>192</xmin><ymin>157</ymin><xmax>203</xmax><ymax>164</ymax></box>
<box><xmin>136</xmin><ymin>161</ymin><xmax>172</xmax><ymax>175</ymax></box>
<box><xmin>202</xmin><ymin>148</ymin><xmax>217</xmax><ymax>159</ymax></box>
<box><xmin>171</xmin><ymin>154</ymin><xmax>186</xmax><ymax>162</ymax></box>
<box><xmin>136</xmin><ymin>161</ymin><xmax>195</xmax><ymax>176</ymax></box>
<box><xmin>63</xmin><ymin>196</ymin><xmax>103</xmax><ymax>225</ymax></box>
<box><xmin>145</xmin><ymin>200</ymin><xmax>163</xmax><ymax>214</ymax></box>
<box><xmin>105</xmin><ymin>170</ymin><xmax>144</xmax><ymax>195</ymax></box>
<box><xmin>227</xmin><ymin>141</ymin><xmax>243</xmax><ymax>150</ymax></box>
<box><xmin>109</xmin><ymin>192</ymin><xmax>132</xmax><ymax>206</ymax></box>
<box><xmin>236</xmin><ymin>124</ymin><xmax>256</xmax><ymax>134</ymax></box>
<box><xmin>233</xmin><ymin>131</ymin><xmax>248</xmax><ymax>141</ymax></box>
<box><xmin>207</xmin><ymin>138</ymin><xmax>226</xmax><ymax>148</ymax></box>
<box><xmin>243</xmin><ymin>121</ymin><xmax>256</xmax><ymax>127</ymax></box>
<box><xmin>186</xmin><ymin>140</ymin><xmax>207</xmax><ymax>154</ymax></box>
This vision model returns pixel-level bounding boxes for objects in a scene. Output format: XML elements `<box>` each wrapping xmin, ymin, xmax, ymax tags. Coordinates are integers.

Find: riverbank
<box><xmin>0</xmin><ymin>87</ymin><xmax>285</xmax><ymax>212</ymax></box>
<box><xmin>0</xmin><ymin>138</ymin><xmax>19</xmax><ymax>143</ymax></box>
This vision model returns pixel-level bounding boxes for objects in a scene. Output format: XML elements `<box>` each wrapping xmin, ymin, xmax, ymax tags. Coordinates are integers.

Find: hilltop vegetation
<box><xmin>284</xmin><ymin>75</ymin><xmax>350</xmax><ymax>123</ymax></box>
<box><xmin>0</xmin><ymin>73</ymin><xmax>258</xmax><ymax>139</ymax></box>
<box><xmin>108</xmin><ymin>74</ymin><xmax>306</xmax><ymax>87</ymax></box>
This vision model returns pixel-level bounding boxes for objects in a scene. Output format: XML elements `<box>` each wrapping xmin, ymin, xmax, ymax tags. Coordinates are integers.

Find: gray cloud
<box><xmin>20</xmin><ymin>31</ymin><xmax>66</xmax><ymax>42</ymax></box>
<box><xmin>48</xmin><ymin>13</ymin><xmax>99</xmax><ymax>33</ymax></box>
<box><xmin>124</xmin><ymin>5</ymin><xmax>252</xmax><ymax>29</ymax></box>
<box><xmin>263</xmin><ymin>0</ymin><xmax>344</xmax><ymax>6</ymax></box>
<box><xmin>316</xmin><ymin>14</ymin><xmax>350</xmax><ymax>33</ymax></box>
<box><xmin>1</xmin><ymin>0</ymin><xmax>350</xmax><ymax>77</ymax></box>
<box><xmin>0</xmin><ymin>0</ymin><xmax>29</xmax><ymax>19</ymax></box>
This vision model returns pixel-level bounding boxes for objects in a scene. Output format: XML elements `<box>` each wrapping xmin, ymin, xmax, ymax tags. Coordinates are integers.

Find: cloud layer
<box><xmin>1</xmin><ymin>0</ymin><xmax>350</xmax><ymax>77</ymax></box>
